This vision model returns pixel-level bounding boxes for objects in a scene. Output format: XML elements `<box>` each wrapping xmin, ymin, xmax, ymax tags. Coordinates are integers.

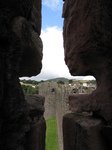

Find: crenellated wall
<box><xmin>39</xmin><ymin>81</ymin><xmax>71</xmax><ymax>150</ymax></box>
<box><xmin>1</xmin><ymin>0</ymin><xmax>112</xmax><ymax>149</ymax></box>
<box><xmin>39</xmin><ymin>81</ymin><xmax>95</xmax><ymax>150</ymax></box>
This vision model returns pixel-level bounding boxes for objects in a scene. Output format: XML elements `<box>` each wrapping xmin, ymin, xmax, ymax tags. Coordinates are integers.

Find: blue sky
<box><xmin>21</xmin><ymin>0</ymin><xmax>95</xmax><ymax>81</ymax></box>
<box><xmin>42</xmin><ymin>2</ymin><xmax>63</xmax><ymax>30</ymax></box>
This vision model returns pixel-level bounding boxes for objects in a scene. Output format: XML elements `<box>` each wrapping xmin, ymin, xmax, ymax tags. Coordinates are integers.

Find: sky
<box><xmin>21</xmin><ymin>0</ymin><xmax>95</xmax><ymax>81</ymax></box>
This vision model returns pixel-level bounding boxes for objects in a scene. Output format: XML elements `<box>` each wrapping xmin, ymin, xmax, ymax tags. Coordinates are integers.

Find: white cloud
<box><xmin>42</xmin><ymin>0</ymin><xmax>62</xmax><ymax>10</ymax></box>
<box><xmin>38</xmin><ymin>26</ymin><xmax>73</xmax><ymax>80</ymax></box>
<box><xmin>20</xmin><ymin>26</ymin><xmax>95</xmax><ymax>81</ymax></box>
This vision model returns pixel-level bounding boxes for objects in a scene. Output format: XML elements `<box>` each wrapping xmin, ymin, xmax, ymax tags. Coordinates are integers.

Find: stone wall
<box><xmin>39</xmin><ymin>81</ymin><xmax>95</xmax><ymax>150</ymax></box>
<box><xmin>39</xmin><ymin>81</ymin><xmax>71</xmax><ymax>150</ymax></box>
<box><xmin>1</xmin><ymin>0</ymin><xmax>112</xmax><ymax>149</ymax></box>
<box><xmin>62</xmin><ymin>0</ymin><xmax>112</xmax><ymax>149</ymax></box>
<box><xmin>39</xmin><ymin>81</ymin><xmax>72</xmax><ymax>119</ymax></box>
<box><xmin>0</xmin><ymin>0</ymin><xmax>45</xmax><ymax>150</ymax></box>
<box><xmin>39</xmin><ymin>81</ymin><xmax>95</xmax><ymax>120</ymax></box>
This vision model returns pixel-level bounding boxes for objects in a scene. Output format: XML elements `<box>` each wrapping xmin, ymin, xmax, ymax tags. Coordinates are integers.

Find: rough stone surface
<box><xmin>63</xmin><ymin>0</ymin><xmax>112</xmax><ymax>121</ymax></box>
<box><xmin>12</xmin><ymin>1</ymin><xmax>43</xmax><ymax>77</ymax></box>
<box><xmin>62</xmin><ymin>0</ymin><xmax>112</xmax><ymax>149</ymax></box>
<box><xmin>101</xmin><ymin>125</ymin><xmax>112</xmax><ymax>149</ymax></box>
<box><xmin>0</xmin><ymin>0</ymin><xmax>44</xmax><ymax>150</ymax></box>
<box><xmin>39</xmin><ymin>81</ymin><xmax>95</xmax><ymax>150</ymax></box>
<box><xmin>39</xmin><ymin>82</ymin><xmax>71</xmax><ymax>120</ymax></box>
<box><xmin>25</xmin><ymin>94</ymin><xmax>45</xmax><ymax>119</ymax></box>
<box><xmin>25</xmin><ymin>95</ymin><xmax>46</xmax><ymax>150</ymax></box>
<box><xmin>63</xmin><ymin>113</ymin><xmax>107</xmax><ymax>150</ymax></box>
<box><xmin>39</xmin><ymin>81</ymin><xmax>71</xmax><ymax>150</ymax></box>
<box><xmin>25</xmin><ymin>117</ymin><xmax>46</xmax><ymax>150</ymax></box>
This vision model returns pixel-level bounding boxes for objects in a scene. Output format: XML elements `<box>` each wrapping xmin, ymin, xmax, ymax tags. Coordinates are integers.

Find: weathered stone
<box><xmin>25</xmin><ymin>94</ymin><xmax>45</xmax><ymax>119</ymax></box>
<box><xmin>12</xmin><ymin>0</ymin><xmax>43</xmax><ymax>77</ymax></box>
<box><xmin>63</xmin><ymin>113</ymin><xmax>107</xmax><ymax>150</ymax></box>
<box><xmin>39</xmin><ymin>81</ymin><xmax>72</xmax><ymax>150</ymax></box>
<box><xmin>102</xmin><ymin>125</ymin><xmax>112</xmax><ymax>149</ymax></box>
<box><xmin>63</xmin><ymin>0</ymin><xmax>112</xmax><ymax>121</ymax></box>
<box><xmin>25</xmin><ymin>94</ymin><xmax>46</xmax><ymax>150</ymax></box>
<box><xmin>39</xmin><ymin>82</ymin><xmax>57</xmax><ymax>120</ymax></box>
<box><xmin>0</xmin><ymin>0</ymin><xmax>44</xmax><ymax>149</ymax></box>
<box><xmin>25</xmin><ymin>117</ymin><xmax>46</xmax><ymax>150</ymax></box>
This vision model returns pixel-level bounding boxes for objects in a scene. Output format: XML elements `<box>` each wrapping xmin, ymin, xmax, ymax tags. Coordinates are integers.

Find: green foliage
<box><xmin>20</xmin><ymin>79</ymin><xmax>39</xmax><ymax>85</ymax></box>
<box><xmin>20</xmin><ymin>79</ymin><xmax>45</xmax><ymax>85</ymax></box>
<box><xmin>69</xmin><ymin>79</ymin><xmax>73</xmax><ymax>84</ymax></box>
<box><xmin>87</xmin><ymin>80</ymin><xmax>96</xmax><ymax>84</ymax></box>
<box><xmin>40</xmin><ymin>80</ymin><xmax>44</xmax><ymax>83</ymax></box>
<box><xmin>57</xmin><ymin>80</ymin><xmax>64</xmax><ymax>84</ymax></box>
<box><xmin>46</xmin><ymin>116</ymin><xmax>59</xmax><ymax>150</ymax></box>
<box><xmin>21</xmin><ymin>85</ymin><xmax>38</xmax><ymax>94</ymax></box>
<box><xmin>79</xmin><ymin>80</ymin><xmax>83</xmax><ymax>84</ymax></box>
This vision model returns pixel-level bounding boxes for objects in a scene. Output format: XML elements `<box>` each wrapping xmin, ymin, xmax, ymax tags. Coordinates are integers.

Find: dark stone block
<box><xmin>63</xmin><ymin>113</ymin><xmax>107</xmax><ymax>150</ymax></box>
<box><xmin>0</xmin><ymin>0</ymin><xmax>44</xmax><ymax>149</ymax></box>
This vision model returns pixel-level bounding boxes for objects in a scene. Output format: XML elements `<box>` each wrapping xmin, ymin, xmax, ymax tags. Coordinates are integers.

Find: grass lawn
<box><xmin>46</xmin><ymin>116</ymin><xmax>59</xmax><ymax>150</ymax></box>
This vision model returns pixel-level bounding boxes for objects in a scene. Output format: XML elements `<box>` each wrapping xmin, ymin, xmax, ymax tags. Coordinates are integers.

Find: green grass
<box><xmin>46</xmin><ymin>116</ymin><xmax>59</xmax><ymax>150</ymax></box>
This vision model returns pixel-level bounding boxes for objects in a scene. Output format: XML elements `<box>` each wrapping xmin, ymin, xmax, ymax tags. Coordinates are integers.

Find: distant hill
<box><xmin>47</xmin><ymin>77</ymin><xmax>70</xmax><ymax>83</ymax></box>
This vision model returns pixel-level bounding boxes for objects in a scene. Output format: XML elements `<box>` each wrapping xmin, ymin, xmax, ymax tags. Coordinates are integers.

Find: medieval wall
<box><xmin>39</xmin><ymin>81</ymin><xmax>95</xmax><ymax>120</ymax></box>
<box><xmin>0</xmin><ymin>0</ymin><xmax>45</xmax><ymax>150</ymax></box>
<box><xmin>39</xmin><ymin>81</ymin><xmax>70</xmax><ymax>150</ymax></box>
<box><xmin>1</xmin><ymin>0</ymin><xmax>112</xmax><ymax>149</ymax></box>
<box><xmin>39</xmin><ymin>81</ymin><xmax>95</xmax><ymax>150</ymax></box>
<box><xmin>39</xmin><ymin>81</ymin><xmax>71</xmax><ymax>119</ymax></box>
<box><xmin>62</xmin><ymin>0</ymin><xmax>112</xmax><ymax>149</ymax></box>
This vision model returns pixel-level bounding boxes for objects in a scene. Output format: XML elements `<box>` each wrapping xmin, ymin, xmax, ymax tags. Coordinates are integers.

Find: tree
<box><xmin>79</xmin><ymin>80</ymin><xmax>83</xmax><ymax>84</ymax></box>
<box><xmin>69</xmin><ymin>80</ymin><xmax>73</xmax><ymax>84</ymax></box>
<box><xmin>21</xmin><ymin>85</ymin><xmax>39</xmax><ymax>95</ymax></box>
<box><xmin>57</xmin><ymin>80</ymin><xmax>64</xmax><ymax>84</ymax></box>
